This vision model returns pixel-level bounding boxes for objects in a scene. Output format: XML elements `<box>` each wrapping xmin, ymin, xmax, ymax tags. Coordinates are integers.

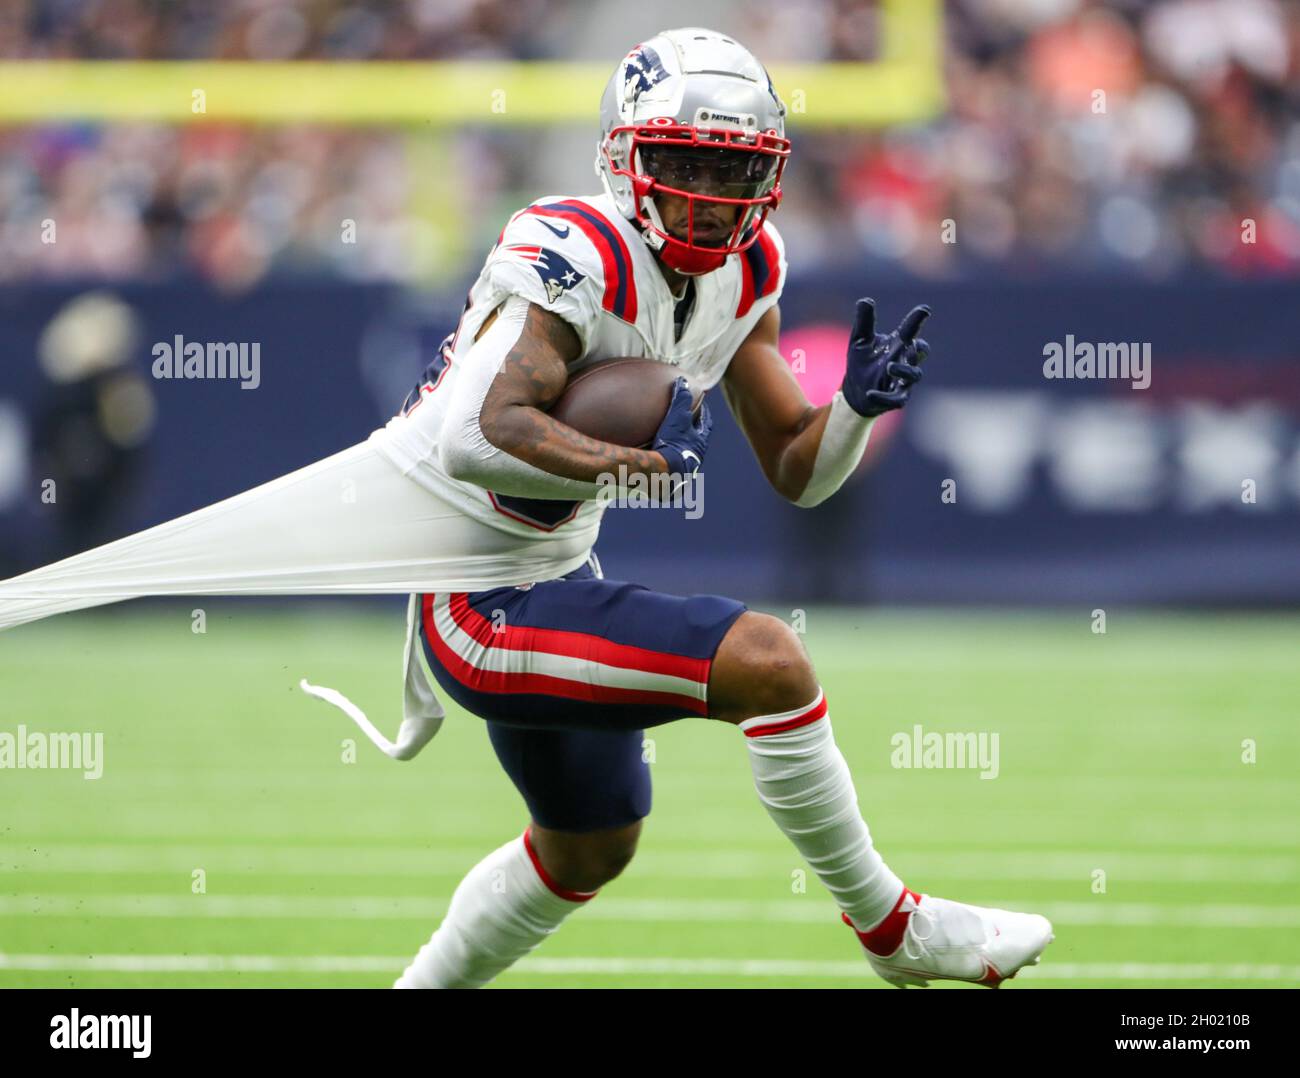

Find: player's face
<box><xmin>640</xmin><ymin>144</ymin><xmax>777</xmax><ymax>247</ymax></box>
<box><xmin>652</xmin><ymin>188</ymin><xmax>738</xmax><ymax>246</ymax></box>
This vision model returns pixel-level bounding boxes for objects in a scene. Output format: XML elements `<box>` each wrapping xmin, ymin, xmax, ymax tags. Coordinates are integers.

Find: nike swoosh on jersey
<box><xmin>537</xmin><ymin>219</ymin><xmax>570</xmax><ymax>239</ymax></box>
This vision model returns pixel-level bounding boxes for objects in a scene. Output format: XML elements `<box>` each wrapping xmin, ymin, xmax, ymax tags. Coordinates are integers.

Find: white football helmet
<box><xmin>595</xmin><ymin>27</ymin><xmax>790</xmax><ymax>275</ymax></box>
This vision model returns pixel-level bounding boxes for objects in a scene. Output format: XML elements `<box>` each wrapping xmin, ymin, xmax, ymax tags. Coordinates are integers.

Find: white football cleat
<box><xmin>843</xmin><ymin>892</ymin><xmax>1054</xmax><ymax>988</ymax></box>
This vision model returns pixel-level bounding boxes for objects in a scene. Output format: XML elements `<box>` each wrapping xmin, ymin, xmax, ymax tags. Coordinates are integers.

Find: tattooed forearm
<box><xmin>480</xmin><ymin>303</ymin><xmax>670</xmax><ymax>482</ymax></box>
<box><xmin>505</xmin><ymin>405</ymin><xmax>668</xmax><ymax>478</ymax></box>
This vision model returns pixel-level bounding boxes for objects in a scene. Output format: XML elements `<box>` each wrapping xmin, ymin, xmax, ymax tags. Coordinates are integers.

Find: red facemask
<box><xmin>604</xmin><ymin>121</ymin><xmax>790</xmax><ymax>275</ymax></box>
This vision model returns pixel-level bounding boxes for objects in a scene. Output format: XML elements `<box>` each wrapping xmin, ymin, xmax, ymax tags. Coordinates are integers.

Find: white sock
<box><xmin>394</xmin><ymin>828</ymin><xmax>596</xmax><ymax>988</ymax></box>
<box><xmin>740</xmin><ymin>689</ymin><xmax>904</xmax><ymax>931</ymax></box>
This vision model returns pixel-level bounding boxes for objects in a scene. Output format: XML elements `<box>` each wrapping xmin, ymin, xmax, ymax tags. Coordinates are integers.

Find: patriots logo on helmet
<box><xmin>503</xmin><ymin>244</ymin><xmax>587</xmax><ymax>305</ymax></box>
<box><xmin>622</xmin><ymin>44</ymin><xmax>669</xmax><ymax>101</ymax></box>
<box><xmin>764</xmin><ymin>68</ymin><xmax>782</xmax><ymax>111</ymax></box>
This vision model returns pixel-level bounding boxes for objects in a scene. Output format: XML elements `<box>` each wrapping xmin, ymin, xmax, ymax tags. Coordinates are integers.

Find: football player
<box><xmin>380</xmin><ymin>27</ymin><xmax>1055</xmax><ymax>989</ymax></box>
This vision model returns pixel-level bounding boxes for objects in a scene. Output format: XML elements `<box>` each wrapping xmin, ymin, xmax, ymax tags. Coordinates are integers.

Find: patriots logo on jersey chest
<box><xmin>503</xmin><ymin>244</ymin><xmax>587</xmax><ymax>305</ymax></box>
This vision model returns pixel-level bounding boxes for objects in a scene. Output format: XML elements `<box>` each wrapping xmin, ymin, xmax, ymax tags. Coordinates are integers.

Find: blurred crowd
<box><xmin>0</xmin><ymin>0</ymin><xmax>562</xmax><ymax>60</ymax></box>
<box><xmin>775</xmin><ymin>0</ymin><xmax>1300</xmax><ymax>277</ymax></box>
<box><xmin>0</xmin><ymin>0</ymin><xmax>1297</xmax><ymax>285</ymax></box>
<box><xmin>0</xmin><ymin>123</ymin><xmax>439</xmax><ymax>287</ymax></box>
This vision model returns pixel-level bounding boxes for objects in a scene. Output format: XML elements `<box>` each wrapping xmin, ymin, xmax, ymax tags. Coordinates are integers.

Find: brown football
<box><xmin>549</xmin><ymin>357</ymin><xmax>700</xmax><ymax>449</ymax></box>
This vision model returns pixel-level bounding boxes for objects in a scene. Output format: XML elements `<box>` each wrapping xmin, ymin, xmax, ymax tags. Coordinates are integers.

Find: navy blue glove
<box><xmin>652</xmin><ymin>377</ymin><xmax>712</xmax><ymax>476</ymax></box>
<box><xmin>840</xmin><ymin>298</ymin><xmax>931</xmax><ymax>418</ymax></box>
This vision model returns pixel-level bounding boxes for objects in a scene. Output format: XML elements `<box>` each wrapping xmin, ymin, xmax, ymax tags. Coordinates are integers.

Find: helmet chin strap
<box><xmin>658</xmin><ymin>242</ymin><xmax>728</xmax><ymax>276</ymax></box>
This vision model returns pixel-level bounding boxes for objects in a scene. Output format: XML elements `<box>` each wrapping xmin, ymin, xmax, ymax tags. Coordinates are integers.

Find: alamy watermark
<box><xmin>890</xmin><ymin>724</ymin><xmax>999</xmax><ymax>779</ymax></box>
<box><xmin>50</xmin><ymin>1009</ymin><xmax>150</xmax><ymax>1058</ymax></box>
<box><xmin>0</xmin><ymin>725</ymin><xmax>103</xmax><ymax>779</ymax></box>
<box><xmin>595</xmin><ymin>466</ymin><xmax>703</xmax><ymax>519</ymax></box>
<box><xmin>1043</xmin><ymin>336</ymin><xmax>1151</xmax><ymax>390</ymax></box>
<box><xmin>152</xmin><ymin>335</ymin><xmax>261</xmax><ymax>389</ymax></box>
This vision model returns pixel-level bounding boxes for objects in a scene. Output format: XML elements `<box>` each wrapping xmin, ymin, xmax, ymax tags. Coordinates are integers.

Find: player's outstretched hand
<box><xmin>840</xmin><ymin>298</ymin><xmax>932</xmax><ymax>418</ymax></box>
<box><xmin>652</xmin><ymin>377</ymin><xmax>712</xmax><ymax>476</ymax></box>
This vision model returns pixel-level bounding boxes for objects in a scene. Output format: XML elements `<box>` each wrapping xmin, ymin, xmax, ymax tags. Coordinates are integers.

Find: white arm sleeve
<box><xmin>436</xmin><ymin>294</ymin><xmax>605</xmax><ymax>501</ymax></box>
<box><xmin>793</xmin><ymin>391</ymin><xmax>879</xmax><ymax>508</ymax></box>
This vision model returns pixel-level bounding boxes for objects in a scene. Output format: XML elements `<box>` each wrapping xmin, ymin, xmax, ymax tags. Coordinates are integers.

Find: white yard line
<box><xmin>3</xmin><ymin>845</ymin><xmax>1297</xmax><ymax>882</ymax></box>
<box><xmin>2</xmin><ymin>893</ymin><xmax>1299</xmax><ymax>927</ymax></box>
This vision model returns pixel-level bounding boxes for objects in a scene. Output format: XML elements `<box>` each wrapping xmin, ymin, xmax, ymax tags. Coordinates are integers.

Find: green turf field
<box><xmin>1</xmin><ymin>604</ymin><xmax>1297</xmax><ymax>988</ymax></box>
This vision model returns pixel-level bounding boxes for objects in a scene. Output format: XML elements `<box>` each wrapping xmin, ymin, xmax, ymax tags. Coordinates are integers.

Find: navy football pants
<box><xmin>417</xmin><ymin>557</ymin><xmax>746</xmax><ymax>832</ymax></box>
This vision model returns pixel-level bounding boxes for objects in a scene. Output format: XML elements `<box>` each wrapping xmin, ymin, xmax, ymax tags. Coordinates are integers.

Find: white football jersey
<box><xmin>371</xmin><ymin>191</ymin><xmax>787</xmax><ymax>565</ymax></box>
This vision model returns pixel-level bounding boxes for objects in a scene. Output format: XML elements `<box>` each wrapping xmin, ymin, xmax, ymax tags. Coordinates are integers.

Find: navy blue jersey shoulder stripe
<box><xmin>743</xmin><ymin>239</ymin><xmax>773</xmax><ymax>299</ymax></box>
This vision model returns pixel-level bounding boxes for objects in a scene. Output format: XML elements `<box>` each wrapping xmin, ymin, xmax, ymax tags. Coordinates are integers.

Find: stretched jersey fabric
<box><xmin>0</xmin><ymin>440</ymin><xmax>594</xmax><ymax>633</ymax></box>
<box><xmin>0</xmin><ymin>193</ymin><xmax>786</xmax><ymax>635</ymax></box>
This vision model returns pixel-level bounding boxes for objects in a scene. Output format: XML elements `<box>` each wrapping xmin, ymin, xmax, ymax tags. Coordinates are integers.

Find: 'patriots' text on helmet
<box><xmin>595</xmin><ymin>27</ymin><xmax>790</xmax><ymax>276</ymax></box>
